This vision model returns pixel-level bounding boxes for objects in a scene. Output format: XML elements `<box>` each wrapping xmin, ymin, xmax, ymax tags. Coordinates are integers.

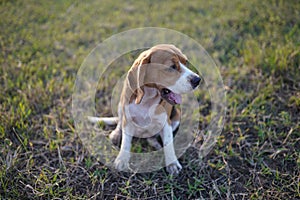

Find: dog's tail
<box><xmin>88</xmin><ymin>116</ymin><xmax>118</xmax><ymax>126</ymax></box>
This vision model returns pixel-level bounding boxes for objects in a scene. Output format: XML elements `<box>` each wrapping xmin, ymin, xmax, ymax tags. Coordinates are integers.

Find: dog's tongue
<box><xmin>169</xmin><ymin>92</ymin><xmax>182</xmax><ymax>104</ymax></box>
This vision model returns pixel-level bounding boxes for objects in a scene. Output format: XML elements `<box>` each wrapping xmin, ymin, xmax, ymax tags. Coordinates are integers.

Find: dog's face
<box><xmin>127</xmin><ymin>44</ymin><xmax>201</xmax><ymax>105</ymax></box>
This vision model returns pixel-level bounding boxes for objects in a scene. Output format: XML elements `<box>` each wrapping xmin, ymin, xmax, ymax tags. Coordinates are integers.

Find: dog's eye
<box><xmin>170</xmin><ymin>64</ymin><xmax>177</xmax><ymax>70</ymax></box>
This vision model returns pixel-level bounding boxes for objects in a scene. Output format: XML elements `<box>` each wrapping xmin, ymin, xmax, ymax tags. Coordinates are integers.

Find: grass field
<box><xmin>1</xmin><ymin>0</ymin><xmax>299</xmax><ymax>199</ymax></box>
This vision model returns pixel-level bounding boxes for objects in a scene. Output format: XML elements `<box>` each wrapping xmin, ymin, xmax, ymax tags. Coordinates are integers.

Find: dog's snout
<box><xmin>190</xmin><ymin>76</ymin><xmax>201</xmax><ymax>89</ymax></box>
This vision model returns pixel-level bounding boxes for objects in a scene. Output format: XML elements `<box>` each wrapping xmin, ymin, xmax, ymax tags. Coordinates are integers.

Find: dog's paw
<box><xmin>166</xmin><ymin>160</ymin><xmax>182</xmax><ymax>175</ymax></box>
<box><xmin>109</xmin><ymin>129</ymin><xmax>121</xmax><ymax>146</ymax></box>
<box><xmin>114</xmin><ymin>153</ymin><xmax>130</xmax><ymax>171</ymax></box>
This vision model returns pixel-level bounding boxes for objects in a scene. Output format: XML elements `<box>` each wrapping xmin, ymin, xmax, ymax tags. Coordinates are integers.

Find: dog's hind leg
<box><xmin>109</xmin><ymin>122</ymin><xmax>122</xmax><ymax>147</ymax></box>
<box><xmin>147</xmin><ymin>135</ymin><xmax>162</xmax><ymax>150</ymax></box>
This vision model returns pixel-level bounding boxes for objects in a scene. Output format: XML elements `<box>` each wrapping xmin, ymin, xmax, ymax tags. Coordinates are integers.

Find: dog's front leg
<box><xmin>160</xmin><ymin>124</ymin><xmax>182</xmax><ymax>175</ymax></box>
<box><xmin>114</xmin><ymin>127</ymin><xmax>132</xmax><ymax>171</ymax></box>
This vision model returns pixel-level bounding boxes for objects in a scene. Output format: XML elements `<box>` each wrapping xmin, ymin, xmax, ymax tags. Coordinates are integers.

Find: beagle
<box><xmin>89</xmin><ymin>44</ymin><xmax>201</xmax><ymax>174</ymax></box>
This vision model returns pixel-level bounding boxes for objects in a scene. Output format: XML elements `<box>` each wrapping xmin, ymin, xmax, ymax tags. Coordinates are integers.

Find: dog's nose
<box><xmin>190</xmin><ymin>76</ymin><xmax>201</xmax><ymax>89</ymax></box>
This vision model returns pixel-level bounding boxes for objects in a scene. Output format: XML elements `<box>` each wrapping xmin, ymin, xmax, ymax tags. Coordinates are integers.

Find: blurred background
<box><xmin>0</xmin><ymin>0</ymin><xmax>299</xmax><ymax>199</ymax></box>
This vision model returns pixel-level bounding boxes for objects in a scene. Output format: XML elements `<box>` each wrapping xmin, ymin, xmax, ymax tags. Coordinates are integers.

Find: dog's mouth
<box><xmin>161</xmin><ymin>88</ymin><xmax>182</xmax><ymax>105</ymax></box>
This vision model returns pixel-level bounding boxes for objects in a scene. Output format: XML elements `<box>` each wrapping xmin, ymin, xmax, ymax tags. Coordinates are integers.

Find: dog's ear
<box><xmin>127</xmin><ymin>49</ymin><xmax>152</xmax><ymax>104</ymax></box>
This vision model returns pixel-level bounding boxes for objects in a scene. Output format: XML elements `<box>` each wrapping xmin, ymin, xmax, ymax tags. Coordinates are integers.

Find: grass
<box><xmin>1</xmin><ymin>0</ymin><xmax>299</xmax><ymax>199</ymax></box>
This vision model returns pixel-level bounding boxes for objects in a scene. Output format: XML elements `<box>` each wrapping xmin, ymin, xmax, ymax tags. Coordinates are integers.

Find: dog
<box><xmin>89</xmin><ymin>44</ymin><xmax>201</xmax><ymax>174</ymax></box>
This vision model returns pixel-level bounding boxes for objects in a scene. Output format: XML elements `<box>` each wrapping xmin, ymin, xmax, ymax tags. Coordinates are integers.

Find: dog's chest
<box><xmin>125</xmin><ymin>98</ymin><xmax>167</xmax><ymax>137</ymax></box>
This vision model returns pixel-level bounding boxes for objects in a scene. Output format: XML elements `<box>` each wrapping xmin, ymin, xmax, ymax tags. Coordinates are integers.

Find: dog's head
<box><xmin>127</xmin><ymin>44</ymin><xmax>201</xmax><ymax>105</ymax></box>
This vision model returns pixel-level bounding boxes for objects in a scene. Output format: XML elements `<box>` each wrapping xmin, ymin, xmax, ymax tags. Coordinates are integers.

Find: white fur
<box><xmin>171</xmin><ymin>120</ymin><xmax>180</xmax><ymax>131</ymax></box>
<box><xmin>114</xmin><ymin>86</ymin><xmax>167</xmax><ymax>170</ymax></box>
<box><xmin>168</xmin><ymin>62</ymin><xmax>199</xmax><ymax>94</ymax></box>
<box><xmin>124</xmin><ymin>87</ymin><xmax>167</xmax><ymax>137</ymax></box>
<box><xmin>114</xmin><ymin>126</ymin><xmax>132</xmax><ymax>171</ymax></box>
<box><xmin>160</xmin><ymin>123</ymin><xmax>182</xmax><ymax>174</ymax></box>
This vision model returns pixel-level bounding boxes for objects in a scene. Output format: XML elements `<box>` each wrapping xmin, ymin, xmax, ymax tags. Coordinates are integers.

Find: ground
<box><xmin>0</xmin><ymin>0</ymin><xmax>299</xmax><ymax>199</ymax></box>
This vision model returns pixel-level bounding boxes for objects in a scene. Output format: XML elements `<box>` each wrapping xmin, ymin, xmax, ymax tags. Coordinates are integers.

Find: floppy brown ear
<box><xmin>127</xmin><ymin>49</ymin><xmax>151</xmax><ymax>104</ymax></box>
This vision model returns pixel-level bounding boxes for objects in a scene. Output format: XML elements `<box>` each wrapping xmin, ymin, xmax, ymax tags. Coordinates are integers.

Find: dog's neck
<box><xmin>127</xmin><ymin>86</ymin><xmax>161</xmax><ymax>116</ymax></box>
<box><xmin>140</xmin><ymin>86</ymin><xmax>160</xmax><ymax>103</ymax></box>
